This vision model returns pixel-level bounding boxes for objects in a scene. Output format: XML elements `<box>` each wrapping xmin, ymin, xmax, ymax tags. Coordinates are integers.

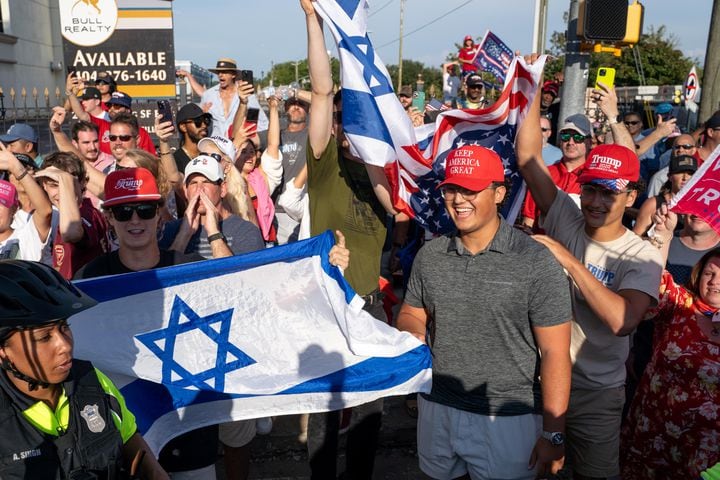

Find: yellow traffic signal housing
<box><xmin>622</xmin><ymin>1</ymin><xmax>644</xmax><ymax>44</ymax></box>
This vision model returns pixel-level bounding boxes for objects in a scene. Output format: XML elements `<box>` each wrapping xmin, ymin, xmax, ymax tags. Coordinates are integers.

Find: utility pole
<box><xmin>700</xmin><ymin>0</ymin><xmax>720</xmax><ymax>122</ymax></box>
<box><xmin>397</xmin><ymin>0</ymin><xmax>406</xmax><ymax>91</ymax></box>
<box><xmin>557</xmin><ymin>0</ymin><xmax>590</xmax><ymax>142</ymax></box>
<box><xmin>532</xmin><ymin>0</ymin><xmax>549</xmax><ymax>54</ymax></box>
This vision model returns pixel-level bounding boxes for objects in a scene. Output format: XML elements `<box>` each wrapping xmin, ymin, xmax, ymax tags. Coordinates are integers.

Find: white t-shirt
<box><xmin>0</xmin><ymin>217</ymin><xmax>48</xmax><ymax>261</ymax></box>
<box><xmin>442</xmin><ymin>71</ymin><xmax>460</xmax><ymax>98</ymax></box>
<box><xmin>544</xmin><ymin>190</ymin><xmax>664</xmax><ymax>389</ymax></box>
<box><xmin>11</xmin><ymin>207</ymin><xmax>59</xmax><ymax>265</ymax></box>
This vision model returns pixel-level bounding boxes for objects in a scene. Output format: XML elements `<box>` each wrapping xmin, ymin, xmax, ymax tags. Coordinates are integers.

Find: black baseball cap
<box><xmin>668</xmin><ymin>155</ymin><xmax>698</xmax><ymax>175</ymax></box>
<box><xmin>81</xmin><ymin>87</ymin><xmax>101</xmax><ymax>100</ymax></box>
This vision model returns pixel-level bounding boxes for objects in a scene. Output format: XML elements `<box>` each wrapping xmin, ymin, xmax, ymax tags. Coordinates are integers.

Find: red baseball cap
<box><xmin>439</xmin><ymin>146</ymin><xmax>505</xmax><ymax>192</ymax></box>
<box><xmin>103</xmin><ymin>167</ymin><xmax>161</xmax><ymax>207</ymax></box>
<box><xmin>577</xmin><ymin>144</ymin><xmax>640</xmax><ymax>192</ymax></box>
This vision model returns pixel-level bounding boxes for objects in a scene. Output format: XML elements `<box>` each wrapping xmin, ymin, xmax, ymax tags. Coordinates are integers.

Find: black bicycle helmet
<box><xmin>0</xmin><ymin>260</ymin><xmax>97</xmax><ymax>342</ymax></box>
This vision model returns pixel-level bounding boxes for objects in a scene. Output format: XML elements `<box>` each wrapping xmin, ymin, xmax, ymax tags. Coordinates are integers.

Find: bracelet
<box><xmin>14</xmin><ymin>168</ymin><xmax>28</xmax><ymax>181</ymax></box>
<box><xmin>608</xmin><ymin>116</ymin><xmax>619</xmax><ymax>125</ymax></box>
<box><xmin>160</xmin><ymin>151</ymin><xmax>173</xmax><ymax>156</ymax></box>
<box><xmin>239</xmin><ymin>98</ymin><xmax>248</xmax><ymax>105</ymax></box>
<box><xmin>64</xmin><ymin>90</ymin><xmax>73</xmax><ymax>96</ymax></box>
<box><xmin>207</xmin><ymin>232</ymin><xmax>227</xmax><ymax>244</ymax></box>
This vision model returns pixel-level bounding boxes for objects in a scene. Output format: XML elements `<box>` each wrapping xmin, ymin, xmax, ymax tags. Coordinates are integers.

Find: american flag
<box><xmin>472</xmin><ymin>30</ymin><xmax>515</xmax><ymax>84</ymax></box>
<box><xmin>314</xmin><ymin>0</ymin><xmax>544</xmax><ymax>234</ymax></box>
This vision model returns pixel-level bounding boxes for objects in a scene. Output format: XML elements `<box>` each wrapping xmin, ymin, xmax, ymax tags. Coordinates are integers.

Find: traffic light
<box><xmin>578</xmin><ymin>0</ymin><xmax>628</xmax><ymax>42</ymax></box>
<box><xmin>621</xmin><ymin>1</ymin><xmax>644</xmax><ymax>44</ymax></box>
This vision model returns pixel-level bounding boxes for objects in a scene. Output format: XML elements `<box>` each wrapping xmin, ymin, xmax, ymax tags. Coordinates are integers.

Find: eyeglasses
<box><xmin>580</xmin><ymin>184</ymin><xmax>629</xmax><ymax>202</ymax></box>
<box><xmin>559</xmin><ymin>132</ymin><xmax>587</xmax><ymax>143</ymax></box>
<box><xmin>467</xmin><ymin>85</ymin><xmax>483</xmax><ymax>90</ymax></box>
<box><xmin>110</xmin><ymin>203</ymin><xmax>158</xmax><ymax>222</ymax></box>
<box><xmin>624</xmin><ymin>120</ymin><xmax>641</xmax><ymax>126</ymax></box>
<box><xmin>185</xmin><ymin>116</ymin><xmax>211</xmax><ymax>128</ymax></box>
<box><xmin>439</xmin><ymin>185</ymin><xmax>480</xmax><ymax>201</ymax></box>
<box><xmin>672</xmin><ymin>143</ymin><xmax>695</xmax><ymax>151</ymax></box>
<box><xmin>108</xmin><ymin>134</ymin><xmax>134</xmax><ymax>142</ymax></box>
<box><xmin>199</xmin><ymin>152</ymin><xmax>223</xmax><ymax>163</ymax></box>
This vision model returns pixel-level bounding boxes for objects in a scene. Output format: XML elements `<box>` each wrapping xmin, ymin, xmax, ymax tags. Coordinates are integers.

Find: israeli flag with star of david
<box><xmin>71</xmin><ymin>231</ymin><xmax>431</xmax><ymax>454</ymax></box>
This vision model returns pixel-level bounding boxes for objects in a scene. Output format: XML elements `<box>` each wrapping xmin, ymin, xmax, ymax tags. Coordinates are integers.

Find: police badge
<box><xmin>80</xmin><ymin>404</ymin><xmax>106</xmax><ymax>433</ymax></box>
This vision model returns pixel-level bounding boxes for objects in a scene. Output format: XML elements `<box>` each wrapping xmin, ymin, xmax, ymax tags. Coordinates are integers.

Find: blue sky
<box><xmin>172</xmin><ymin>1</ymin><xmax>710</xmax><ymax>79</ymax></box>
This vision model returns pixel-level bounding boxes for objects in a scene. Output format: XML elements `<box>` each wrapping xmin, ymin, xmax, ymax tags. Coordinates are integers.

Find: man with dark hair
<box><xmin>458</xmin><ymin>74</ymin><xmax>488</xmax><ymax>109</ymax></box>
<box><xmin>516</xmin><ymin>74</ymin><xmax>664</xmax><ymax>480</ymax></box>
<box><xmin>66</xmin><ymin>74</ymin><xmax>156</xmax><ymax>156</ymax></box>
<box><xmin>108</xmin><ymin>113</ymin><xmax>141</xmax><ymax>166</ymax></box>
<box><xmin>397</xmin><ymin>145</ymin><xmax>572</xmax><ymax>480</ymax></box>
<box><xmin>174</xmin><ymin>103</ymin><xmax>211</xmax><ymax>173</ymax></box>
<box><xmin>37</xmin><ymin>151</ymin><xmax>109</xmax><ymax>279</ymax></box>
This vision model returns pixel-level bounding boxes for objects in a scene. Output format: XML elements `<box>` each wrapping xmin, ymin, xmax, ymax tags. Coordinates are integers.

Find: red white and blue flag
<box><xmin>314</xmin><ymin>0</ymin><xmax>544</xmax><ymax>232</ymax></box>
<box><xmin>472</xmin><ymin>30</ymin><xmax>515</xmax><ymax>84</ymax></box>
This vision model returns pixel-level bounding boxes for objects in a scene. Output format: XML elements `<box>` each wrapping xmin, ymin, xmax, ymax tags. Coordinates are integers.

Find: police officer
<box><xmin>0</xmin><ymin>260</ymin><xmax>168</xmax><ymax>479</ymax></box>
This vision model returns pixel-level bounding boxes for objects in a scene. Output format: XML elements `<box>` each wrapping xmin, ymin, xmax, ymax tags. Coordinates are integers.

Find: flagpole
<box><xmin>397</xmin><ymin>0</ymin><xmax>406</xmax><ymax>91</ymax></box>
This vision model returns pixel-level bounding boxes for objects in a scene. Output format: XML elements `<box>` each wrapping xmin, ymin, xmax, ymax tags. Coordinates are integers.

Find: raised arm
<box><xmin>65</xmin><ymin>74</ymin><xmax>90</xmax><ymax>122</ymax></box>
<box><xmin>303</xmin><ymin>0</ymin><xmax>334</xmax><ymax>158</ymax></box>
<box><xmin>176</xmin><ymin>69</ymin><xmax>206</xmax><ymax>97</ymax></box>
<box><xmin>593</xmin><ymin>82</ymin><xmax>635</xmax><ymax>152</ymax></box>
<box><xmin>230</xmin><ymin>80</ymin><xmax>254</xmax><ymax>151</ymax></box>
<box><xmin>0</xmin><ymin>144</ymin><xmax>52</xmax><ymax>241</ymax></box>
<box><xmin>36</xmin><ymin>167</ymin><xmax>84</xmax><ymax>243</ymax></box>
<box><xmin>635</xmin><ymin>116</ymin><xmax>677</xmax><ymax>156</ymax></box>
<box><xmin>515</xmin><ymin>67</ymin><xmax>558</xmax><ymax>216</ymax></box>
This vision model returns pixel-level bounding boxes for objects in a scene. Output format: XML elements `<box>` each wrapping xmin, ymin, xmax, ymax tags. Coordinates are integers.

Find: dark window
<box><xmin>0</xmin><ymin>3</ymin><xmax>4</xmax><ymax>33</ymax></box>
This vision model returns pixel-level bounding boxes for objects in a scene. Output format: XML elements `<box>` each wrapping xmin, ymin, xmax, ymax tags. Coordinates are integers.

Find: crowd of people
<box><xmin>0</xmin><ymin>1</ymin><xmax>718</xmax><ymax>479</ymax></box>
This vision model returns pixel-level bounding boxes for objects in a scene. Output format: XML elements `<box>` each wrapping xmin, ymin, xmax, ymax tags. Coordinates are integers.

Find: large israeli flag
<box><xmin>72</xmin><ymin>231</ymin><xmax>431</xmax><ymax>454</ymax></box>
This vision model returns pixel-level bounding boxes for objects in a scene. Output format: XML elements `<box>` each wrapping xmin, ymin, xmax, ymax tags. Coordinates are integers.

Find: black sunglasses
<box><xmin>467</xmin><ymin>84</ymin><xmax>483</xmax><ymax>89</ymax></box>
<box><xmin>559</xmin><ymin>132</ymin><xmax>587</xmax><ymax>143</ymax></box>
<box><xmin>624</xmin><ymin>120</ymin><xmax>641</xmax><ymax>126</ymax></box>
<box><xmin>185</xmin><ymin>116</ymin><xmax>211</xmax><ymax>128</ymax></box>
<box><xmin>108</xmin><ymin>134</ymin><xmax>134</xmax><ymax>142</ymax></box>
<box><xmin>199</xmin><ymin>152</ymin><xmax>223</xmax><ymax>163</ymax></box>
<box><xmin>672</xmin><ymin>143</ymin><xmax>695</xmax><ymax>150</ymax></box>
<box><xmin>110</xmin><ymin>203</ymin><xmax>158</xmax><ymax>222</ymax></box>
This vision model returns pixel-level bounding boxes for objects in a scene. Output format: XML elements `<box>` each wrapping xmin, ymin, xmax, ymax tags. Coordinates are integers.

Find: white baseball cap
<box><xmin>184</xmin><ymin>155</ymin><xmax>225</xmax><ymax>183</ymax></box>
<box><xmin>198</xmin><ymin>135</ymin><xmax>236</xmax><ymax>161</ymax></box>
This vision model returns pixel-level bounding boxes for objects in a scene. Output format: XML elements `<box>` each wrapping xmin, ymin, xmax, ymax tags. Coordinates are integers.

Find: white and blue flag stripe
<box><xmin>72</xmin><ymin>231</ymin><xmax>431</xmax><ymax>454</ymax></box>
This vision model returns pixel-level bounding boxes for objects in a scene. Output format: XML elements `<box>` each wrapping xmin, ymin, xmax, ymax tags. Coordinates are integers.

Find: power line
<box><xmin>376</xmin><ymin>0</ymin><xmax>475</xmax><ymax>49</ymax></box>
<box><xmin>369</xmin><ymin>0</ymin><xmax>395</xmax><ymax>18</ymax></box>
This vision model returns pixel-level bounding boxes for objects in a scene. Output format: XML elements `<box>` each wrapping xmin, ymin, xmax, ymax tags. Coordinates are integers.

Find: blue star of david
<box><xmin>338</xmin><ymin>34</ymin><xmax>393</xmax><ymax>96</ymax></box>
<box><xmin>136</xmin><ymin>296</ymin><xmax>256</xmax><ymax>392</ymax></box>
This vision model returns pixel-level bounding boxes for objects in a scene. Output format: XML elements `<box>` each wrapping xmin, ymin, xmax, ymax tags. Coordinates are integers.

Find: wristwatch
<box><xmin>207</xmin><ymin>232</ymin><xmax>226</xmax><ymax>244</ymax></box>
<box><xmin>541</xmin><ymin>431</ymin><xmax>565</xmax><ymax>446</ymax></box>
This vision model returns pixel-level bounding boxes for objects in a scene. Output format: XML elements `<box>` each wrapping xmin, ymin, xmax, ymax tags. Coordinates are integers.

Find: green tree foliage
<box><xmin>386</xmin><ymin>60</ymin><xmax>442</xmax><ymax>98</ymax></box>
<box><xmin>259</xmin><ymin>58</ymin><xmax>340</xmax><ymax>88</ymax></box>
<box><xmin>546</xmin><ymin>24</ymin><xmax>698</xmax><ymax>86</ymax></box>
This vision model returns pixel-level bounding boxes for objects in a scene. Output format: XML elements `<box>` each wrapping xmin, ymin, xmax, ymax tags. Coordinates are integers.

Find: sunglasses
<box><xmin>624</xmin><ymin>120</ymin><xmax>641</xmax><ymax>126</ymax></box>
<box><xmin>108</xmin><ymin>134</ymin><xmax>134</xmax><ymax>142</ymax></box>
<box><xmin>110</xmin><ymin>203</ymin><xmax>158</xmax><ymax>222</ymax></box>
<box><xmin>199</xmin><ymin>152</ymin><xmax>223</xmax><ymax>163</ymax></box>
<box><xmin>559</xmin><ymin>132</ymin><xmax>587</xmax><ymax>143</ymax></box>
<box><xmin>467</xmin><ymin>85</ymin><xmax>483</xmax><ymax>89</ymax></box>
<box><xmin>672</xmin><ymin>144</ymin><xmax>695</xmax><ymax>150</ymax></box>
<box><xmin>185</xmin><ymin>116</ymin><xmax>211</xmax><ymax>128</ymax></box>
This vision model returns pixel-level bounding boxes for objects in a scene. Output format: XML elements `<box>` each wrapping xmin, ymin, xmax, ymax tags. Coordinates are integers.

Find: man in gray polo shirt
<box><xmin>397</xmin><ymin>145</ymin><xmax>572</xmax><ymax>480</ymax></box>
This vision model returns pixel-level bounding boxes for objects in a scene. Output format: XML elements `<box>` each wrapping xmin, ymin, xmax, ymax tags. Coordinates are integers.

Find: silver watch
<box><xmin>541</xmin><ymin>430</ymin><xmax>565</xmax><ymax>446</ymax></box>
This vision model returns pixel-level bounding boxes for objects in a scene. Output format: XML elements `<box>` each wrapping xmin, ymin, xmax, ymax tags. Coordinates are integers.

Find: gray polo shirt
<box><xmin>405</xmin><ymin>219</ymin><xmax>571</xmax><ymax>416</ymax></box>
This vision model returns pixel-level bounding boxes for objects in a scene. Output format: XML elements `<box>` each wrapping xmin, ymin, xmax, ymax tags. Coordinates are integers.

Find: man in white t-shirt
<box><xmin>0</xmin><ymin>148</ymin><xmax>53</xmax><ymax>260</ymax></box>
<box><xmin>516</xmin><ymin>81</ymin><xmax>664</xmax><ymax>479</ymax></box>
